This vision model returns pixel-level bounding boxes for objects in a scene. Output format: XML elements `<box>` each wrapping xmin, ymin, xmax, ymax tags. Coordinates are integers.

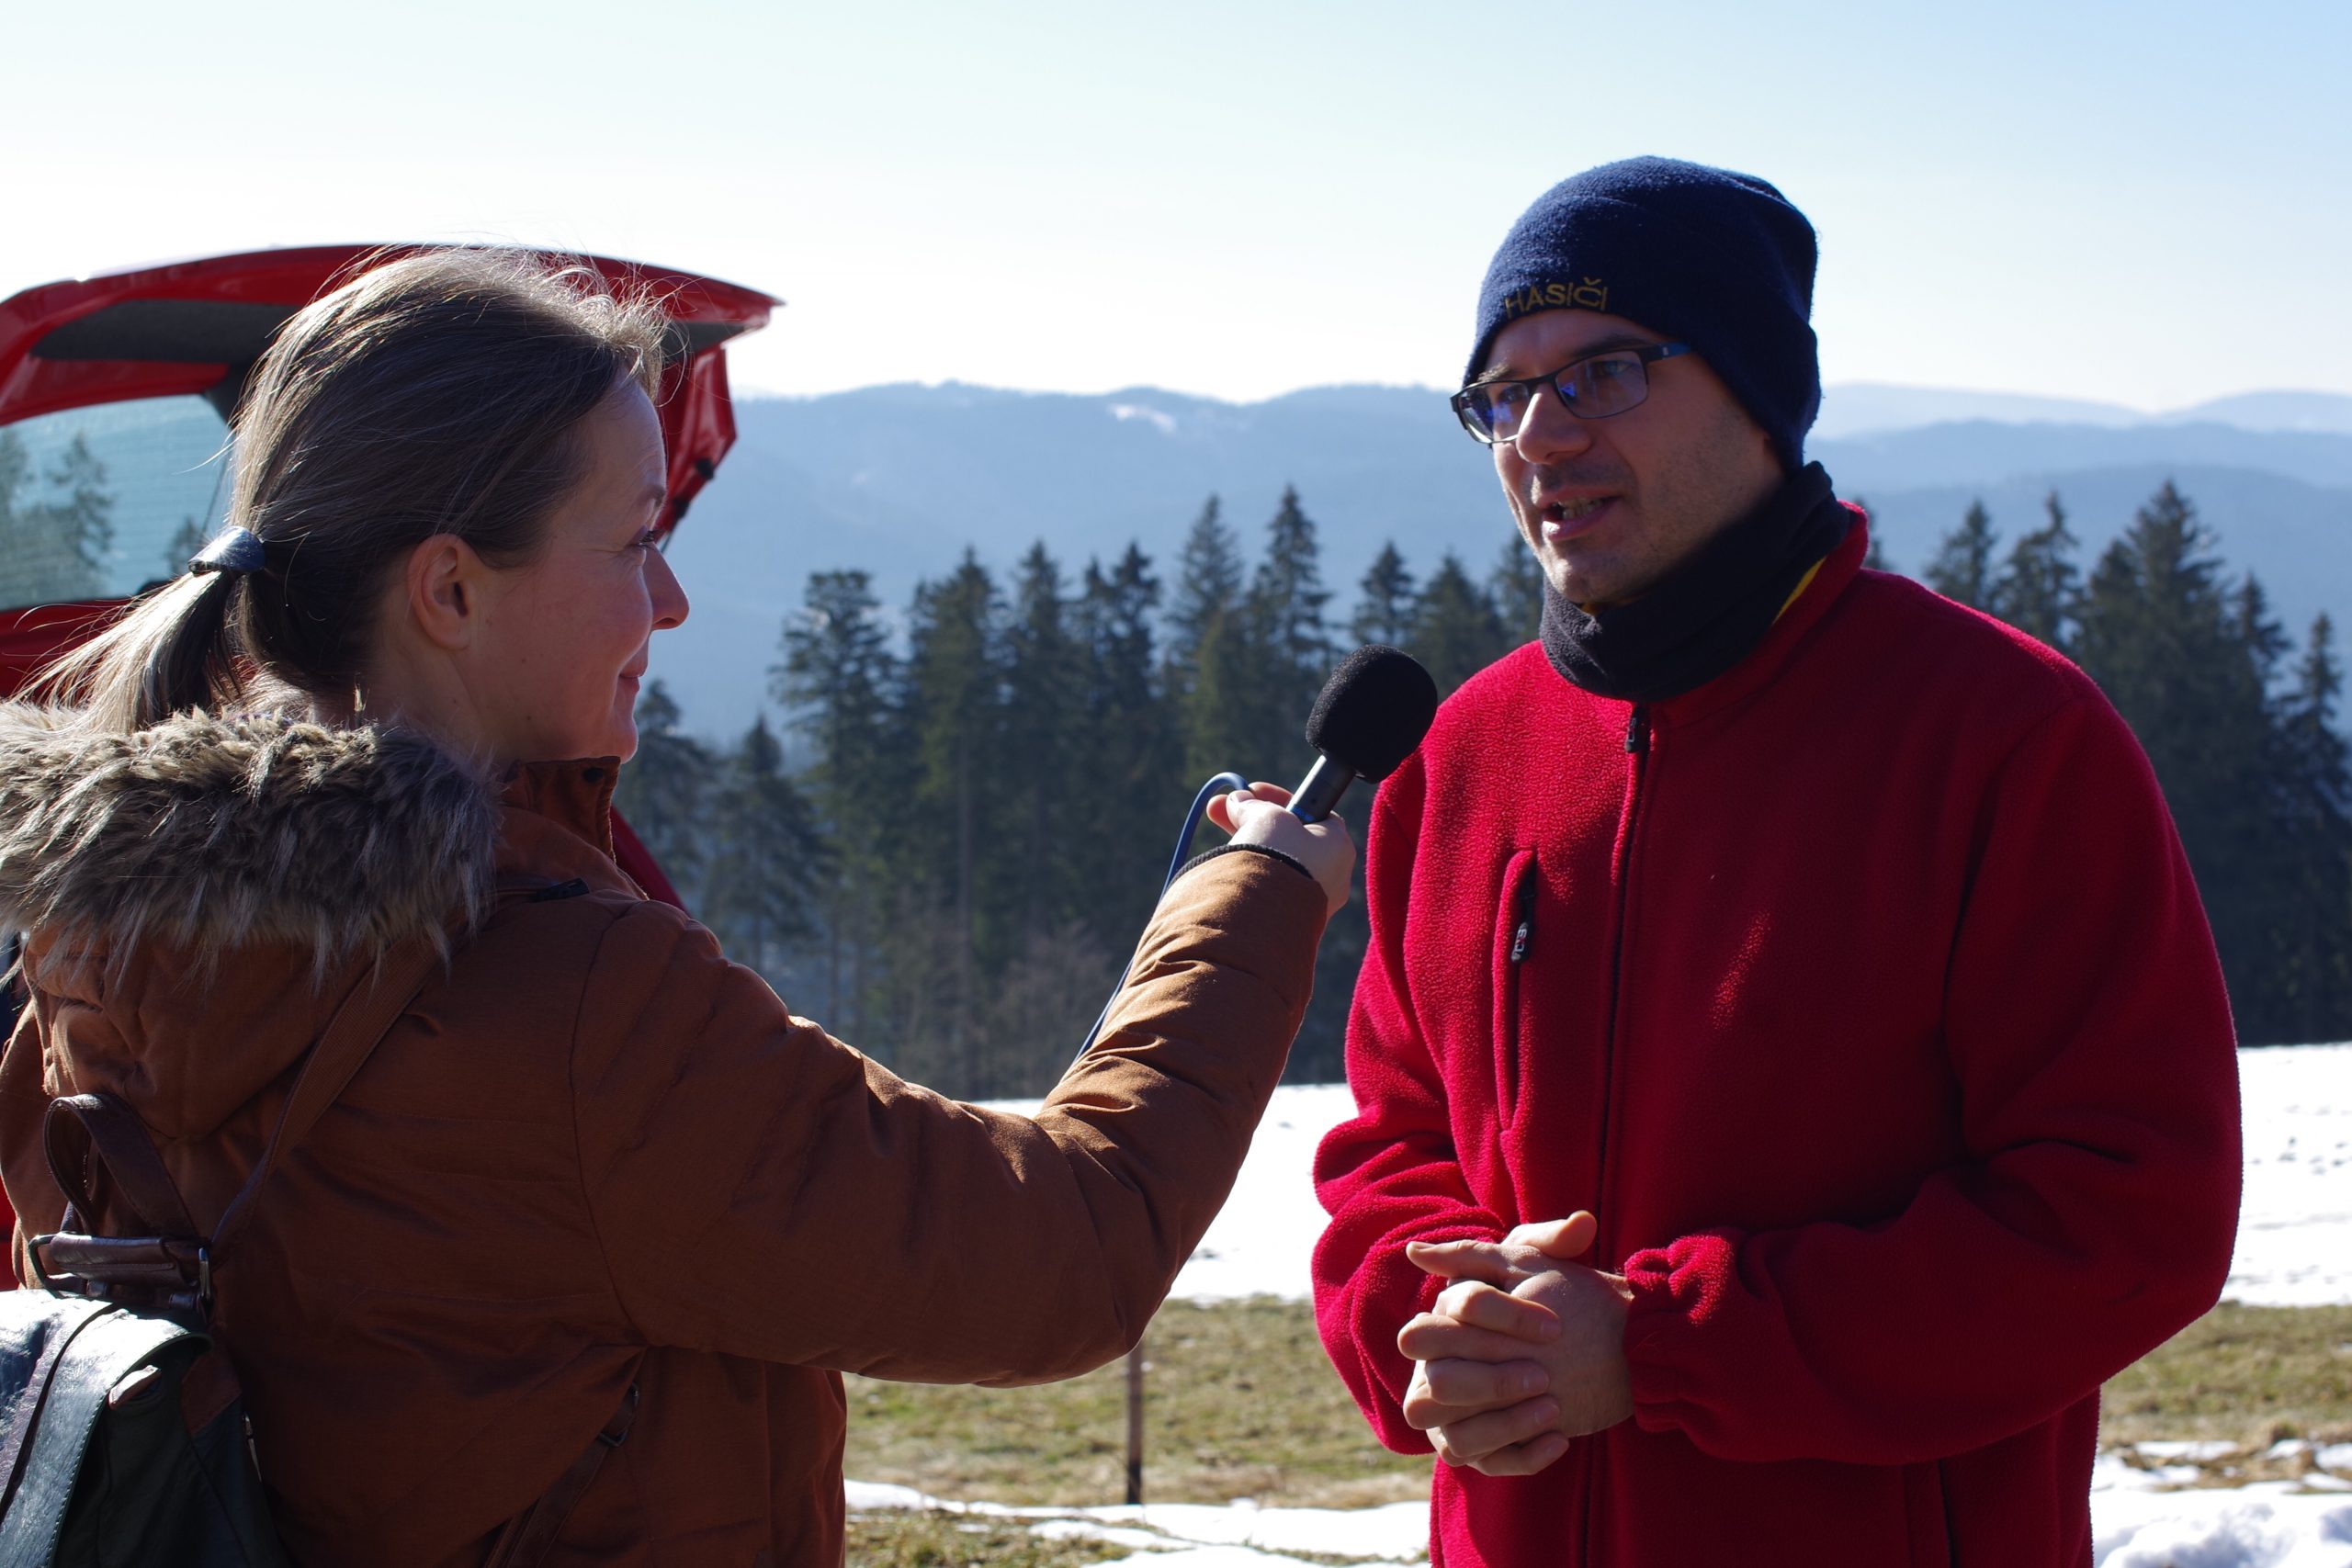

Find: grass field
<box><xmin>846</xmin><ymin>1298</ymin><xmax>1430</xmax><ymax>1512</ymax></box>
<box><xmin>845</xmin><ymin>1298</ymin><xmax>2352</xmax><ymax>1563</ymax></box>
<box><xmin>2099</xmin><ymin>1302</ymin><xmax>2352</xmax><ymax>1484</ymax></box>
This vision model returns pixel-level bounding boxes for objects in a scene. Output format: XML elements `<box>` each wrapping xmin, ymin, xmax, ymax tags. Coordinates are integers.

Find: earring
<box><xmin>352</xmin><ymin>680</ymin><xmax>367</xmax><ymax>716</ymax></box>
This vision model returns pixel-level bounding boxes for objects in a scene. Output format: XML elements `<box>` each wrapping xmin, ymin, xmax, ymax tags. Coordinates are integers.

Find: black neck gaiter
<box><xmin>1539</xmin><ymin>461</ymin><xmax>1849</xmax><ymax>704</ymax></box>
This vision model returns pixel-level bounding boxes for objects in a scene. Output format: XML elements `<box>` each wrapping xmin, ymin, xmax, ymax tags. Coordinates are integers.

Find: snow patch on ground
<box><xmin>2233</xmin><ymin>1045</ymin><xmax>2352</xmax><ymax>1306</ymax></box>
<box><xmin>2093</xmin><ymin>1487</ymin><xmax>2352</xmax><ymax>1566</ymax></box>
<box><xmin>849</xmin><ymin>1478</ymin><xmax>2352</xmax><ymax>1566</ymax></box>
<box><xmin>1174</xmin><ymin>1083</ymin><xmax>1358</xmax><ymax>1301</ymax></box>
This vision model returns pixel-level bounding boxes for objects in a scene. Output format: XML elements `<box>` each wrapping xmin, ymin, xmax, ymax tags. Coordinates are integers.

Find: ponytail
<box><xmin>33</xmin><ymin>567</ymin><xmax>240</xmax><ymax>733</ymax></box>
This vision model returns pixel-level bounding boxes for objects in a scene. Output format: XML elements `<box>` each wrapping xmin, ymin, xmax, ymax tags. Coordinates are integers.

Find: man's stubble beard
<box><xmin>1516</xmin><ymin>404</ymin><xmax>1784</xmax><ymax>609</ymax></box>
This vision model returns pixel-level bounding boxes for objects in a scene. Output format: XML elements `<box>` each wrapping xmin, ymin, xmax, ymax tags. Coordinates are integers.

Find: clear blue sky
<box><xmin>8</xmin><ymin>0</ymin><xmax>2347</xmax><ymax>409</ymax></box>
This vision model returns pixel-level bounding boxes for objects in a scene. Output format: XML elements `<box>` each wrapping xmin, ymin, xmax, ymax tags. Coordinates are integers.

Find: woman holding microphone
<box><xmin>0</xmin><ymin>250</ymin><xmax>1351</xmax><ymax>1567</ymax></box>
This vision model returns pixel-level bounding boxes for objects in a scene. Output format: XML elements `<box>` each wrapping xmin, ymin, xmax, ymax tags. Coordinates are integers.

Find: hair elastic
<box><xmin>189</xmin><ymin>527</ymin><xmax>267</xmax><ymax>576</ymax></box>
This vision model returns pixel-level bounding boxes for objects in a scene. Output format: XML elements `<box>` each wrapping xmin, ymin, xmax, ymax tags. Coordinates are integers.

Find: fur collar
<box><xmin>0</xmin><ymin>705</ymin><xmax>499</xmax><ymax>964</ymax></box>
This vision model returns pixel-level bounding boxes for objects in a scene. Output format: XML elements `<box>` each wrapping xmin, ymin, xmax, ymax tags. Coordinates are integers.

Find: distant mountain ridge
<box><xmin>650</xmin><ymin>381</ymin><xmax>2352</xmax><ymax>739</ymax></box>
<box><xmin>1815</xmin><ymin>384</ymin><xmax>2352</xmax><ymax>439</ymax></box>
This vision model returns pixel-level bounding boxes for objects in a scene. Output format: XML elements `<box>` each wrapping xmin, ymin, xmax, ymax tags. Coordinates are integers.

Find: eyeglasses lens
<box><xmin>1459</xmin><ymin>384</ymin><xmax>1521</xmax><ymax>442</ymax></box>
<box><xmin>1458</xmin><ymin>352</ymin><xmax>1653</xmax><ymax>444</ymax></box>
<box><xmin>1577</xmin><ymin>354</ymin><xmax>1645</xmax><ymax>417</ymax></box>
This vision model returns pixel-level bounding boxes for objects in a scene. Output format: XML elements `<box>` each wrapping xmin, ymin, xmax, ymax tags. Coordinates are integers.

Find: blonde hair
<box><xmin>41</xmin><ymin>249</ymin><xmax>668</xmax><ymax>732</ymax></box>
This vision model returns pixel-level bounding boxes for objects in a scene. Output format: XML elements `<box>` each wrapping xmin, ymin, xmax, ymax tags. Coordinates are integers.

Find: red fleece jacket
<box><xmin>1313</xmin><ymin>520</ymin><xmax>2241</xmax><ymax>1568</ymax></box>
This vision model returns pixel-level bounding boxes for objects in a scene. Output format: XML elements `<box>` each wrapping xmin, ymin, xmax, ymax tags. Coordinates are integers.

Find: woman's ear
<box><xmin>404</xmin><ymin>534</ymin><xmax>492</xmax><ymax>652</ymax></box>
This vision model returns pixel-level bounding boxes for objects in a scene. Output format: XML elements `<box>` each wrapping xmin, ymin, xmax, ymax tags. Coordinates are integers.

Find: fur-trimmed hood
<box><xmin>0</xmin><ymin>704</ymin><xmax>500</xmax><ymax>965</ymax></box>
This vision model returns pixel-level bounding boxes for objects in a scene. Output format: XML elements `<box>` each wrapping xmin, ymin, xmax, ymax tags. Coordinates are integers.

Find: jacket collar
<box><xmin>1649</xmin><ymin>506</ymin><xmax>1871</xmax><ymax>731</ymax></box>
<box><xmin>494</xmin><ymin>759</ymin><xmax>639</xmax><ymax>897</ymax></box>
<box><xmin>1539</xmin><ymin>463</ymin><xmax>1849</xmax><ymax>705</ymax></box>
<box><xmin>0</xmin><ymin>705</ymin><xmax>499</xmax><ymax>968</ymax></box>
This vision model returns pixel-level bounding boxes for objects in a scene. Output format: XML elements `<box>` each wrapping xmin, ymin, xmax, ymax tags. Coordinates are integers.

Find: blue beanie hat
<box><xmin>1466</xmin><ymin>156</ymin><xmax>1821</xmax><ymax>471</ymax></box>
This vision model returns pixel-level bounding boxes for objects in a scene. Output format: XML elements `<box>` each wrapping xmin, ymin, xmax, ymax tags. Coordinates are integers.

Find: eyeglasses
<box><xmin>1451</xmin><ymin>342</ymin><xmax>1691</xmax><ymax>445</ymax></box>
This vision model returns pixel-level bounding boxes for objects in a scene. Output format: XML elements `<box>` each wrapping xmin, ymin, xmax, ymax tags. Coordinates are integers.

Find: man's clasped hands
<box><xmin>1399</xmin><ymin>1212</ymin><xmax>1634</xmax><ymax>1475</ymax></box>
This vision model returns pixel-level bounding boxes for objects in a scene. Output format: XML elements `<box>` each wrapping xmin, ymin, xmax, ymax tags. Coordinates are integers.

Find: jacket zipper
<box><xmin>1496</xmin><ymin>855</ymin><xmax>1539</xmax><ymax>1124</ymax></box>
<box><xmin>1585</xmin><ymin>703</ymin><xmax>1648</xmax><ymax>1566</ymax></box>
<box><xmin>1509</xmin><ymin>872</ymin><xmax>1537</xmax><ymax>964</ymax></box>
<box><xmin>1599</xmin><ymin>702</ymin><xmax>1649</xmax><ymax>1221</ymax></box>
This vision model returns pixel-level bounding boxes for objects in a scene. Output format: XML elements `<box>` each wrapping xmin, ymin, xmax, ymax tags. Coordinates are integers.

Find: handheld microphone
<box><xmin>1286</xmin><ymin>645</ymin><xmax>1441</xmax><ymax>822</ymax></box>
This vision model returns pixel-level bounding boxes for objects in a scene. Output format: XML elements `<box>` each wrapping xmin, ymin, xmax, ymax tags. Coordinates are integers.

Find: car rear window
<box><xmin>0</xmin><ymin>395</ymin><xmax>232</xmax><ymax>611</ymax></box>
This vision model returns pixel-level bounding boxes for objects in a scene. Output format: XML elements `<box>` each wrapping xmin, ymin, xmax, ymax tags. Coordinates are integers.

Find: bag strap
<box><xmin>207</xmin><ymin>933</ymin><xmax>447</xmax><ymax>1261</ymax></box>
<box><xmin>40</xmin><ymin>1096</ymin><xmax>201</xmax><ymax>1243</ymax></box>
<box><xmin>0</xmin><ymin>1298</ymin><xmax>112</xmax><ymax>1515</ymax></box>
<box><xmin>24</xmin><ymin>935</ymin><xmax>444</xmax><ymax>1308</ymax></box>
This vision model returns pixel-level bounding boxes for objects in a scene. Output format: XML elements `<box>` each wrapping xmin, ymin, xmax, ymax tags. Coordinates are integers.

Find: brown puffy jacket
<box><xmin>0</xmin><ymin>707</ymin><xmax>1323</xmax><ymax>1566</ymax></box>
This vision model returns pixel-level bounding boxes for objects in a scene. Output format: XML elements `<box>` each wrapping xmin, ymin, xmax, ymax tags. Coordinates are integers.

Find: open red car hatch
<box><xmin>0</xmin><ymin>244</ymin><xmax>777</xmax><ymax>907</ymax></box>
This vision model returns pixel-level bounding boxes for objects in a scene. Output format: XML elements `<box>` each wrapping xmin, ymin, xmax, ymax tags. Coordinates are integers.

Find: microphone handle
<box><xmin>1287</xmin><ymin>754</ymin><xmax>1357</xmax><ymax>822</ymax></box>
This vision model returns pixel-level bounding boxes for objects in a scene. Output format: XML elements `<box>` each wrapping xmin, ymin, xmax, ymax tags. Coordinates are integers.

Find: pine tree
<box><xmin>0</xmin><ymin>432</ymin><xmax>23</xmax><ymax>512</ymax></box>
<box><xmin>1990</xmin><ymin>491</ymin><xmax>2081</xmax><ymax>651</ymax></box>
<box><xmin>1166</xmin><ymin>495</ymin><xmax>1258</xmax><ymax>786</ymax></box>
<box><xmin>2076</xmin><ymin>483</ymin><xmax>2256</xmax><ymax>812</ymax></box>
<box><xmin>1350</xmin><ymin>543</ymin><xmax>1418</xmax><ymax>649</ymax></box>
<box><xmin>47</xmin><ymin>434</ymin><xmax>113</xmax><ymax>593</ymax></box>
<box><xmin>613</xmin><ymin>679</ymin><xmax>713</xmax><ymax>894</ymax></box>
<box><xmin>2277</xmin><ymin>615</ymin><xmax>2352</xmax><ymax>1040</ymax></box>
<box><xmin>1076</xmin><ymin>545</ymin><xmax>1179</xmax><ymax>943</ymax></box>
<box><xmin>1181</xmin><ymin>612</ymin><xmax>1260</xmax><ymax>789</ymax></box>
<box><xmin>1488</xmin><ymin>535</ymin><xmax>1545</xmax><ymax>646</ymax></box>
<box><xmin>2075</xmin><ymin>481</ymin><xmax>2281</xmax><ymax>1036</ymax></box>
<box><xmin>1245</xmin><ymin>488</ymin><xmax>1375</xmax><ymax>1083</ymax></box>
<box><xmin>2233</xmin><ymin>577</ymin><xmax>2291</xmax><ymax>692</ymax></box>
<box><xmin>0</xmin><ymin>432</ymin><xmax>115</xmax><ymax>605</ymax></box>
<box><xmin>1166</xmin><ymin>495</ymin><xmax>1240</xmax><ymax>693</ymax></box>
<box><xmin>2232</xmin><ymin>577</ymin><xmax>2302</xmax><ymax>1042</ymax></box>
<box><xmin>702</xmin><ymin>714</ymin><xmax>826</xmax><ymax>978</ymax></box>
<box><xmin>899</xmin><ymin>552</ymin><xmax>1005</xmax><ymax>1089</ymax></box>
<box><xmin>0</xmin><ymin>434</ymin><xmax>28</xmax><ymax>599</ymax></box>
<box><xmin>1002</xmin><ymin>542</ymin><xmax>1084</xmax><ymax>936</ymax></box>
<box><xmin>776</xmin><ymin>570</ymin><xmax>902</xmax><ymax>1030</ymax></box>
<box><xmin>1245</xmin><ymin>485</ymin><xmax>1334</xmax><ymax>781</ymax></box>
<box><xmin>1412</xmin><ymin>551</ymin><xmax>1510</xmax><ymax>697</ymax></box>
<box><xmin>1922</xmin><ymin>499</ymin><xmax>1997</xmax><ymax>609</ymax></box>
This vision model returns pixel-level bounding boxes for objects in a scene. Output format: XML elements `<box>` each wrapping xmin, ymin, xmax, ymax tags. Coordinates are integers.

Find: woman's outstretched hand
<box><xmin>1205</xmin><ymin>783</ymin><xmax>1356</xmax><ymax>919</ymax></box>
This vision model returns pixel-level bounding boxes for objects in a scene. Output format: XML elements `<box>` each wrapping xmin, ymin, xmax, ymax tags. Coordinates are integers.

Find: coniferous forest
<box><xmin>618</xmin><ymin>477</ymin><xmax>2351</xmax><ymax>1098</ymax></box>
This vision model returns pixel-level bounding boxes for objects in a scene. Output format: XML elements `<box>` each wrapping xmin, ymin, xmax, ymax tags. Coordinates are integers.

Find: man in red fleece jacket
<box><xmin>1311</xmin><ymin>157</ymin><xmax>2241</xmax><ymax>1567</ymax></box>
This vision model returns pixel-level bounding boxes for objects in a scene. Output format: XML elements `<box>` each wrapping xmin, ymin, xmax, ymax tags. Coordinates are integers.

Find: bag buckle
<box><xmin>598</xmin><ymin>1383</ymin><xmax>640</xmax><ymax>1450</ymax></box>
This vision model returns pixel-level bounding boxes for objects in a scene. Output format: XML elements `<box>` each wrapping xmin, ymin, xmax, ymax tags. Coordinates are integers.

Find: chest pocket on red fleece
<box><xmin>1490</xmin><ymin>848</ymin><xmax>1541</xmax><ymax>1138</ymax></box>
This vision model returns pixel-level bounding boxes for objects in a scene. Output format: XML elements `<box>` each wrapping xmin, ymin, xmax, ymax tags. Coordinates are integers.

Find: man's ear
<box><xmin>404</xmin><ymin>534</ymin><xmax>492</xmax><ymax>652</ymax></box>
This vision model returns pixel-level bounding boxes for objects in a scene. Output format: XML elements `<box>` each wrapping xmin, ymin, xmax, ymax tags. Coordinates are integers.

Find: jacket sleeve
<box><xmin>1311</xmin><ymin>759</ymin><xmax>1510</xmax><ymax>1453</ymax></box>
<box><xmin>567</xmin><ymin>848</ymin><xmax>1323</xmax><ymax>1384</ymax></box>
<box><xmin>1620</xmin><ymin>695</ymin><xmax>2244</xmax><ymax>1464</ymax></box>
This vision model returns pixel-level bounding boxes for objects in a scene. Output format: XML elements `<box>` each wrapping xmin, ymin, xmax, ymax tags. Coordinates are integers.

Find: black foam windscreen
<box><xmin>1304</xmin><ymin>646</ymin><xmax>1441</xmax><ymax>783</ymax></box>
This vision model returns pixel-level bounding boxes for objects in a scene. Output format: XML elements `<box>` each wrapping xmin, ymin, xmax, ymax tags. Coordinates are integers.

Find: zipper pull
<box><xmin>1624</xmin><ymin>705</ymin><xmax>1648</xmax><ymax>754</ymax></box>
<box><xmin>1509</xmin><ymin>875</ymin><xmax>1536</xmax><ymax>963</ymax></box>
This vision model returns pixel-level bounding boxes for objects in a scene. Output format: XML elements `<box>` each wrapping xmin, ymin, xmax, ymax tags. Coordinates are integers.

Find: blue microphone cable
<box><xmin>1074</xmin><ymin>771</ymin><xmax>1247</xmax><ymax>1060</ymax></box>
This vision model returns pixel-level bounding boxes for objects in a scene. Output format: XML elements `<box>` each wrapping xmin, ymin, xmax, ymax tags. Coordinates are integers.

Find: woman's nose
<box><xmin>649</xmin><ymin>541</ymin><xmax>691</xmax><ymax>630</ymax></box>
